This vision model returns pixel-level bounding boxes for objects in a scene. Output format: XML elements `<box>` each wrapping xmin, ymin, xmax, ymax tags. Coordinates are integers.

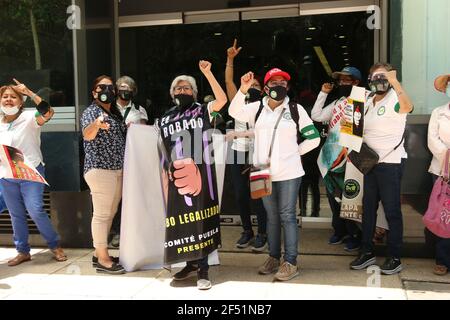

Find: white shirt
<box><xmin>0</xmin><ymin>110</ymin><xmax>43</xmax><ymax>167</ymax></box>
<box><xmin>363</xmin><ymin>89</ymin><xmax>407</xmax><ymax>164</ymax></box>
<box><xmin>232</xmin><ymin>119</ymin><xmax>251</xmax><ymax>152</ymax></box>
<box><xmin>117</xmin><ymin>101</ymin><xmax>148</xmax><ymax>125</ymax></box>
<box><xmin>428</xmin><ymin>103</ymin><xmax>450</xmax><ymax>176</ymax></box>
<box><xmin>229</xmin><ymin>90</ymin><xmax>320</xmax><ymax>182</ymax></box>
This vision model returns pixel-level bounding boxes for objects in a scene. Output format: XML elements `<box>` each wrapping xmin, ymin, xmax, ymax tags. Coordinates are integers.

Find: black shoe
<box><xmin>380</xmin><ymin>257</ymin><xmax>403</xmax><ymax>275</ymax></box>
<box><xmin>92</xmin><ymin>255</ymin><xmax>120</xmax><ymax>267</ymax></box>
<box><xmin>96</xmin><ymin>261</ymin><xmax>126</xmax><ymax>274</ymax></box>
<box><xmin>236</xmin><ymin>230</ymin><xmax>254</xmax><ymax>248</ymax></box>
<box><xmin>173</xmin><ymin>264</ymin><xmax>198</xmax><ymax>281</ymax></box>
<box><xmin>350</xmin><ymin>252</ymin><xmax>376</xmax><ymax>270</ymax></box>
<box><xmin>197</xmin><ymin>269</ymin><xmax>212</xmax><ymax>290</ymax></box>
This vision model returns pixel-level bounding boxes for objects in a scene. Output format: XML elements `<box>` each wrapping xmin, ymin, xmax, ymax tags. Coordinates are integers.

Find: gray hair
<box><xmin>169</xmin><ymin>75</ymin><xmax>198</xmax><ymax>101</ymax></box>
<box><xmin>116</xmin><ymin>76</ymin><xmax>138</xmax><ymax>94</ymax></box>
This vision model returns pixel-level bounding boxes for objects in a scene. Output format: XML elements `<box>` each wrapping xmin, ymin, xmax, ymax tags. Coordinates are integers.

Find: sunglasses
<box><xmin>97</xmin><ymin>84</ymin><xmax>114</xmax><ymax>91</ymax></box>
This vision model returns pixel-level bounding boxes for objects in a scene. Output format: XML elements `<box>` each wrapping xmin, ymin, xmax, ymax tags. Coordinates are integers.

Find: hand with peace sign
<box><xmin>227</xmin><ymin>39</ymin><xmax>242</xmax><ymax>60</ymax></box>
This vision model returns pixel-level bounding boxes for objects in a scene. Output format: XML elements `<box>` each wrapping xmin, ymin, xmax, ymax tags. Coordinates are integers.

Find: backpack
<box><xmin>254</xmin><ymin>101</ymin><xmax>302</xmax><ymax>145</ymax></box>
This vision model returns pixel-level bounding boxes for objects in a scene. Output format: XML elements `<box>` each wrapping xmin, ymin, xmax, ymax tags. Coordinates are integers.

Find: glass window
<box><xmin>0</xmin><ymin>0</ymin><xmax>74</xmax><ymax>108</ymax></box>
<box><xmin>390</xmin><ymin>0</ymin><xmax>450</xmax><ymax>114</ymax></box>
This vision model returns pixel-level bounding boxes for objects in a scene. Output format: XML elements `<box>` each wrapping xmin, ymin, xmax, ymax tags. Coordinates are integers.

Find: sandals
<box><xmin>433</xmin><ymin>265</ymin><xmax>448</xmax><ymax>276</ymax></box>
<box><xmin>51</xmin><ymin>247</ymin><xmax>68</xmax><ymax>262</ymax></box>
<box><xmin>7</xmin><ymin>252</ymin><xmax>31</xmax><ymax>266</ymax></box>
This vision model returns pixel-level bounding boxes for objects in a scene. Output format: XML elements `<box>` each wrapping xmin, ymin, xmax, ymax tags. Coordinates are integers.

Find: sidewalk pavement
<box><xmin>0</xmin><ymin>227</ymin><xmax>449</xmax><ymax>300</ymax></box>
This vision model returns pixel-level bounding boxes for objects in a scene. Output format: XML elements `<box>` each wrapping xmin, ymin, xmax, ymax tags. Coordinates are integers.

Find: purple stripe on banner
<box><xmin>203</xmin><ymin>131</ymin><xmax>215</xmax><ymax>201</ymax></box>
<box><xmin>175</xmin><ymin>137</ymin><xmax>193</xmax><ymax>207</ymax></box>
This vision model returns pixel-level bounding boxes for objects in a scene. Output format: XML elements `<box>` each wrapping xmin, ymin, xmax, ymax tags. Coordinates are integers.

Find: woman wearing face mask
<box><xmin>229</xmin><ymin>69</ymin><xmax>320</xmax><ymax>282</ymax></box>
<box><xmin>224</xmin><ymin>39</ymin><xmax>268</xmax><ymax>252</ymax></box>
<box><xmin>426</xmin><ymin>74</ymin><xmax>450</xmax><ymax>276</ymax></box>
<box><xmin>116</xmin><ymin>76</ymin><xmax>148</xmax><ymax>127</ymax></box>
<box><xmin>161</xmin><ymin>61</ymin><xmax>227</xmax><ymax>290</ymax></box>
<box><xmin>0</xmin><ymin>79</ymin><xmax>67</xmax><ymax>266</ymax></box>
<box><xmin>107</xmin><ymin>76</ymin><xmax>148</xmax><ymax>249</ymax></box>
<box><xmin>311</xmin><ymin>67</ymin><xmax>363</xmax><ymax>252</ymax></box>
<box><xmin>350</xmin><ymin>63</ymin><xmax>414</xmax><ymax>275</ymax></box>
<box><xmin>81</xmin><ymin>75</ymin><xmax>127</xmax><ymax>274</ymax></box>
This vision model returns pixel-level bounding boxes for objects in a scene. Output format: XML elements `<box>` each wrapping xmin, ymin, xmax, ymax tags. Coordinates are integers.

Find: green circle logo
<box><xmin>344</xmin><ymin>179</ymin><xmax>360</xmax><ymax>199</ymax></box>
<box><xmin>377</xmin><ymin>106</ymin><xmax>386</xmax><ymax>116</ymax></box>
<box><xmin>283</xmin><ymin>112</ymin><xmax>292</xmax><ymax>120</ymax></box>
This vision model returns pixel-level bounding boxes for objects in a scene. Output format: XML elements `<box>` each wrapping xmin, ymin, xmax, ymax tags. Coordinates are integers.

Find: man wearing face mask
<box><xmin>350</xmin><ymin>63</ymin><xmax>413</xmax><ymax>275</ymax></box>
<box><xmin>224</xmin><ymin>39</ymin><xmax>268</xmax><ymax>252</ymax></box>
<box><xmin>116</xmin><ymin>76</ymin><xmax>148</xmax><ymax>127</ymax></box>
<box><xmin>311</xmin><ymin>67</ymin><xmax>362</xmax><ymax>251</ymax></box>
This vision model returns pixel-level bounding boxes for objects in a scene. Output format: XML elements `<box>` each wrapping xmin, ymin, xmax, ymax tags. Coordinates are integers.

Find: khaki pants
<box><xmin>84</xmin><ymin>169</ymin><xmax>123</xmax><ymax>249</ymax></box>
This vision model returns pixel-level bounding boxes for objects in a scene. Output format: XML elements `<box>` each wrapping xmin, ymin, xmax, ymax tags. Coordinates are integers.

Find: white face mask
<box><xmin>0</xmin><ymin>105</ymin><xmax>20</xmax><ymax>116</ymax></box>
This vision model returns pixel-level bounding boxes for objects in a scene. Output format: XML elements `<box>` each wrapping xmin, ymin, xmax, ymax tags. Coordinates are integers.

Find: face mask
<box><xmin>369</xmin><ymin>74</ymin><xmax>390</xmax><ymax>95</ymax></box>
<box><xmin>267</xmin><ymin>86</ymin><xmax>287</xmax><ymax>102</ymax></box>
<box><xmin>174</xmin><ymin>94</ymin><xmax>195</xmax><ymax>109</ymax></box>
<box><xmin>337</xmin><ymin>85</ymin><xmax>353</xmax><ymax>99</ymax></box>
<box><xmin>118</xmin><ymin>90</ymin><xmax>133</xmax><ymax>101</ymax></box>
<box><xmin>1</xmin><ymin>105</ymin><xmax>20</xmax><ymax>116</ymax></box>
<box><xmin>245</xmin><ymin>88</ymin><xmax>262</xmax><ymax>103</ymax></box>
<box><xmin>97</xmin><ymin>85</ymin><xmax>115</xmax><ymax>104</ymax></box>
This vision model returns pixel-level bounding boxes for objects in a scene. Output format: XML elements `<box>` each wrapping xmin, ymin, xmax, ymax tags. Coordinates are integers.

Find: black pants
<box><xmin>362</xmin><ymin>163</ymin><xmax>403</xmax><ymax>258</ymax></box>
<box><xmin>230</xmin><ymin>150</ymin><xmax>267</xmax><ymax>234</ymax></box>
<box><xmin>300</xmin><ymin>174</ymin><xmax>320</xmax><ymax>216</ymax></box>
<box><xmin>187</xmin><ymin>255</ymin><xmax>209</xmax><ymax>271</ymax></box>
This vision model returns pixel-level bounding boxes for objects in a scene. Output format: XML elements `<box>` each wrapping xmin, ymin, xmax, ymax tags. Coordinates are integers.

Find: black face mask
<box><xmin>267</xmin><ymin>86</ymin><xmax>288</xmax><ymax>102</ymax></box>
<box><xmin>174</xmin><ymin>94</ymin><xmax>195</xmax><ymax>110</ymax></box>
<box><xmin>118</xmin><ymin>90</ymin><xmax>133</xmax><ymax>101</ymax></box>
<box><xmin>337</xmin><ymin>85</ymin><xmax>353</xmax><ymax>99</ymax></box>
<box><xmin>97</xmin><ymin>86</ymin><xmax>115</xmax><ymax>104</ymax></box>
<box><xmin>369</xmin><ymin>79</ymin><xmax>391</xmax><ymax>95</ymax></box>
<box><xmin>245</xmin><ymin>88</ymin><xmax>262</xmax><ymax>103</ymax></box>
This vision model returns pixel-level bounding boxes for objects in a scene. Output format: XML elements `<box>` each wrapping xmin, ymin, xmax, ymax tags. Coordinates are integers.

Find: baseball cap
<box><xmin>332</xmin><ymin>67</ymin><xmax>362</xmax><ymax>81</ymax></box>
<box><xmin>264</xmin><ymin>68</ymin><xmax>291</xmax><ymax>85</ymax></box>
<box><xmin>434</xmin><ymin>74</ymin><xmax>450</xmax><ymax>93</ymax></box>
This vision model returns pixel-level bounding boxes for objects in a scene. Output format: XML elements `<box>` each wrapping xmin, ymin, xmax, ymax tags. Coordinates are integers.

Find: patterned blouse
<box><xmin>80</xmin><ymin>103</ymin><xmax>127</xmax><ymax>174</ymax></box>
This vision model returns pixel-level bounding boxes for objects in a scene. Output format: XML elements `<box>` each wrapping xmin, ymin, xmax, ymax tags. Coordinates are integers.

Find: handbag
<box><xmin>347</xmin><ymin>142</ymin><xmax>379</xmax><ymax>175</ymax></box>
<box><xmin>423</xmin><ymin>150</ymin><xmax>450</xmax><ymax>239</ymax></box>
<box><xmin>249</xmin><ymin>108</ymin><xmax>286</xmax><ymax>199</ymax></box>
<box><xmin>348</xmin><ymin>135</ymin><xmax>405</xmax><ymax>175</ymax></box>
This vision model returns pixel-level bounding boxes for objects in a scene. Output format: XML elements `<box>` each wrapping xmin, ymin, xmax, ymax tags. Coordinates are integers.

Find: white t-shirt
<box><xmin>231</xmin><ymin>119</ymin><xmax>251</xmax><ymax>153</ymax></box>
<box><xmin>229</xmin><ymin>91</ymin><xmax>320</xmax><ymax>182</ymax></box>
<box><xmin>117</xmin><ymin>101</ymin><xmax>148</xmax><ymax>125</ymax></box>
<box><xmin>428</xmin><ymin>103</ymin><xmax>450</xmax><ymax>176</ymax></box>
<box><xmin>363</xmin><ymin>89</ymin><xmax>407</xmax><ymax>164</ymax></box>
<box><xmin>0</xmin><ymin>110</ymin><xmax>43</xmax><ymax>167</ymax></box>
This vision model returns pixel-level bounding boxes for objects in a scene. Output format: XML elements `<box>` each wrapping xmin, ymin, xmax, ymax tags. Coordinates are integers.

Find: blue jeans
<box><xmin>0</xmin><ymin>184</ymin><xmax>6</xmax><ymax>213</ymax></box>
<box><xmin>362</xmin><ymin>163</ymin><xmax>403</xmax><ymax>258</ymax></box>
<box><xmin>231</xmin><ymin>150</ymin><xmax>267</xmax><ymax>234</ymax></box>
<box><xmin>262</xmin><ymin>177</ymin><xmax>301</xmax><ymax>265</ymax></box>
<box><xmin>0</xmin><ymin>164</ymin><xmax>60</xmax><ymax>253</ymax></box>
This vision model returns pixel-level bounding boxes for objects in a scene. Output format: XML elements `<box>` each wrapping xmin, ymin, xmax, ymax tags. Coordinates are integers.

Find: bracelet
<box><xmin>226</xmin><ymin>64</ymin><xmax>234</xmax><ymax>68</ymax></box>
<box><xmin>30</xmin><ymin>93</ymin><xmax>37</xmax><ymax>101</ymax></box>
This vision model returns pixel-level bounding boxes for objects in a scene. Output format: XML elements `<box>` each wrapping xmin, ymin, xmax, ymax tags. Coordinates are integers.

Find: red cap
<box><xmin>264</xmin><ymin>68</ymin><xmax>291</xmax><ymax>85</ymax></box>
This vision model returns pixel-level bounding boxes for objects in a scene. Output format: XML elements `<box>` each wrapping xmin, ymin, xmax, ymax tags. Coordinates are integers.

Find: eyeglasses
<box><xmin>268</xmin><ymin>80</ymin><xmax>288</xmax><ymax>87</ymax></box>
<box><xmin>97</xmin><ymin>84</ymin><xmax>114</xmax><ymax>91</ymax></box>
<box><xmin>174</xmin><ymin>85</ymin><xmax>193</xmax><ymax>93</ymax></box>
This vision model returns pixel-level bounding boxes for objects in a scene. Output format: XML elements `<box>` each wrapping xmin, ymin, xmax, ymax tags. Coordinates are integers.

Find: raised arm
<box><xmin>225</xmin><ymin>39</ymin><xmax>242</xmax><ymax>101</ymax></box>
<box><xmin>229</xmin><ymin>72</ymin><xmax>258</xmax><ymax>123</ymax></box>
<box><xmin>199</xmin><ymin>60</ymin><xmax>227</xmax><ymax>112</ymax></box>
<box><xmin>13</xmin><ymin>78</ymin><xmax>54</xmax><ymax>126</ymax></box>
<box><xmin>384</xmin><ymin>71</ymin><xmax>414</xmax><ymax>114</ymax></box>
<box><xmin>311</xmin><ymin>83</ymin><xmax>335</xmax><ymax>122</ymax></box>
